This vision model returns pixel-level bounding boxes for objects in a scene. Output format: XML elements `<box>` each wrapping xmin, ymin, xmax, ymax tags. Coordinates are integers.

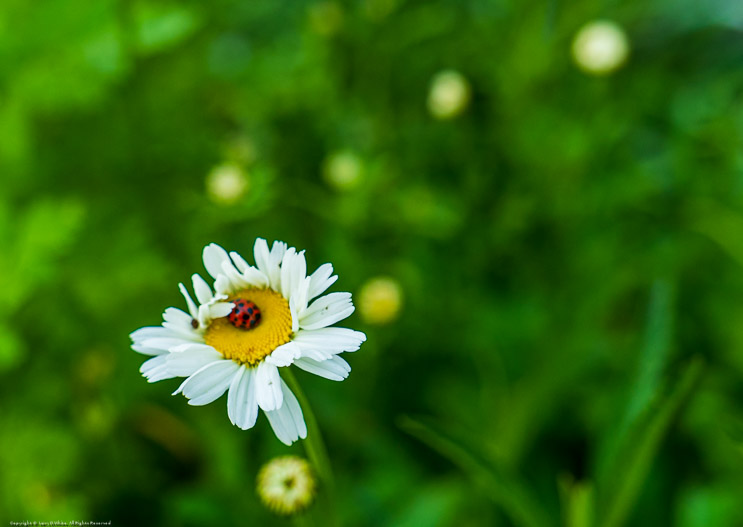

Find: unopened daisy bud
<box><xmin>257</xmin><ymin>456</ymin><xmax>316</xmax><ymax>516</ymax></box>
<box><xmin>322</xmin><ymin>150</ymin><xmax>363</xmax><ymax>191</ymax></box>
<box><xmin>571</xmin><ymin>20</ymin><xmax>629</xmax><ymax>75</ymax></box>
<box><xmin>206</xmin><ymin>163</ymin><xmax>249</xmax><ymax>204</ymax></box>
<box><xmin>427</xmin><ymin>70</ymin><xmax>471</xmax><ymax>120</ymax></box>
<box><xmin>358</xmin><ymin>276</ymin><xmax>403</xmax><ymax>325</ymax></box>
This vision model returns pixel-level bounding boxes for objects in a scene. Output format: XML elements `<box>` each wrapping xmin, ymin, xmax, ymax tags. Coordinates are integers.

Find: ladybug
<box><xmin>229</xmin><ymin>298</ymin><xmax>262</xmax><ymax>329</ymax></box>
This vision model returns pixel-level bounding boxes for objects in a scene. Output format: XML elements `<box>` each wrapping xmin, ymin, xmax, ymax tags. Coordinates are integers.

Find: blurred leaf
<box><xmin>0</xmin><ymin>200</ymin><xmax>80</xmax><ymax>304</ymax></box>
<box><xmin>676</xmin><ymin>486</ymin><xmax>743</xmax><ymax>527</ymax></box>
<box><xmin>598</xmin><ymin>357</ymin><xmax>705</xmax><ymax>527</ymax></box>
<box><xmin>0</xmin><ymin>322</ymin><xmax>23</xmax><ymax>371</ymax></box>
<box><xmin>132</xmin><ymin>1</ymin><xmax>201</xmax><ymax>54</ymax></box>
<box><xmin>391</xmin><ymin>479</ymin><xmax>464</xmax><ymax>527</ymax></box>
<box><xmin>399</xmin><ymin>416</ymin><xmax>553</xmax><ymax>527</ymax></box>
<box><xmin>0</xmin><ymin>199</ymin><xmax>84</xmax><ymax>312</ymax></box>
<box><xmin>559</xmin><ymin>476</ymin><xmax>595</xmax><ymax>527</ymax></box>
<box><xmin>597</xmin><ymin>279</ymin><xmax>675</xmax><ymax>488</ymax></box>
<box><xmin>627</xmin><ymin>280</ymin><xmax>675</xmax><ymax>423</ymax></box>
<box><xmin>688</xmin><ymin>199</ymin><xmax>743</xmax><ymax>267</ymax></box>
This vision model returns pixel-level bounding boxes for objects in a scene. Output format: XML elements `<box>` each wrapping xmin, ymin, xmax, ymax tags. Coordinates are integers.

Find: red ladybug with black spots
<box><xmin>229</xmin><ymin>298</ymin><xmax>262</xmax><ymax>329</ymax></box>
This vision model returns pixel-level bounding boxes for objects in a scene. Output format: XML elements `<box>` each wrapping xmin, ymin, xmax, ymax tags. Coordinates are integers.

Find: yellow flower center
<box><xmin>205</xmin><ymin>288</ymin><xmax>293</xmax><ymax>366</ymax></box>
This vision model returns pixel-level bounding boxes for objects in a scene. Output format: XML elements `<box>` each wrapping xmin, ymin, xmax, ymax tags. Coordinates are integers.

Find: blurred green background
<box><xmin>2</xmin><ymin>0</ymin><xmax>743</xmax><ymax>525</ymax></box>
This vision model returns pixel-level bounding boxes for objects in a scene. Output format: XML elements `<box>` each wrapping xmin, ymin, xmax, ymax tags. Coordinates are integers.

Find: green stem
<box><xmin>282</xmin><ymin>368</ymin><xmax>338</xmax><ymax>523</ymax></box>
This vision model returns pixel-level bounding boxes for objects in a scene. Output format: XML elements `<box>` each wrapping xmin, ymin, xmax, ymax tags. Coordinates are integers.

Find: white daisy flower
<box><xmin>130</xmin><ymin>238</ymin><xmax>366</xmax><ymax>445</ymax></box>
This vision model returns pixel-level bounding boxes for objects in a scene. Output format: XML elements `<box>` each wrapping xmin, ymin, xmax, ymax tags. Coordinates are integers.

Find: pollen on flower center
<box><xmin>205</xmin><ymin>288</ymin><xmax>292</xmax><ymax>366</ymax></box>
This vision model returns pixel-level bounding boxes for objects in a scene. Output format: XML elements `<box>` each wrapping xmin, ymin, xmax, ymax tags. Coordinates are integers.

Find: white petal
<box><xmin>214</xmin><ymin>274</ymin><xmax>232</xmax><ymax>296</ymax></box>
<box><xmin>178</xmin><ymin>282</ymin><xmax>199</xmax><ymax>318</ymax></box>
<box><xmin>161</xmin><ymin>308</ymin><xmax>200</xmax><ymax>339</ymax></box>
<box><xmin>293</xmin><ymin>327</ymin><xmax>367</xmax><ymax>356</ymax></box>
<box><xmin>140</xmin><ymin>336</ymin><xmax>194</xmax><ymax>352</ymax></box>
<box><xmin>270</xmin><ymin>240</ymin><xmax>288</xmax><ymax>264</ymax></box>
<box><xmin>280</xmin><ymin>248</ymin><xmax>306</xmax><ymax>300</ymax></box>
<box><xmin>293</xmin><ymin>347</ymin><xmax>333</xmax><ymax>362</ymax></box>
<box><xmin>170</xmin><ymin>342</ymin><xmax>216</xmax><ymax>353</ymax></box>
<box><xmin>268</xmin><ymin>240</ymin><xmax>288</xmax><ymax>289</ymax></box>
<box><xmin>130</xmin><ymin>326</ymin><xmax>173</xmax><ymax>343</ymax></box>
<box><xmin>229</xmin><ymin>251</ymin><xmax>267</xmax><ymax>287</ymax></box>
<box><xmin>299</xmin><ymin>292</ymin><xmax>355</xmax><ymax>330</ymax></box>
<box><xmin>197</xmin><ymin>303</ymin><xmax>212</xmax><ymax>327</ymax></box>
<box><xmin>203</xmin><ymin>243</ymin><xmax>232</xmax><ymax>280</ymax></box>
<box><xmin>227</xmin><ymin>366</ymin><xmax>259</xmax><ymax>430</ymax></box>
<box><xmin>167</xmin><ymin>345</ymin><xmax>223</xmax><ymax>376</ymax></box>
<box><xmin>196</xmin><ymin>294</ymin><xmax>228</xmax><ymax>326</ymax></box>
<box><xmin>227</xmin><ymin>365</ymin><xmax>245</xmax><ymax>424</ymax></box>
<box><xmin>265</xmin><ymin>341</ymin><xmax>301</xmax><ymax>367</ymax></box>
<box><xmin>255</xmin><ymin>361</ymin><xmax>283</xmax><ymax>411</ymax></box>
<box><xmin>253</xmin><ymin>238</ymin><xmax>270</xmax><ymax>271</ymax></box>
<box><xmin>230</xmin><ymin>251</ymin><xmax>251</xmax><ymax>273</ymax></box>
<box><xmin>132</xmin><ymin>343</ymin><xmax>165</xmax><ymax>356</ymax></box>
<box><xmin>291</xmin><ymin>276</ymin><xmax>311</xmax><ymax>318</ymax></box>
<box><xmin>221</xmin><ymin>260</ymin><xmax>251</xmax><ymax>290</ymax></box>
<box><xmin>255</xmin><ymin>239</ymin><xmax>290</xmax><ymax>290</ymax></box>
<box><xmin>308</xmin><ymin>263</ymin><xmax>338</xmax><ymax>300</ymax></box>
<box><xmin>265</xmin><ymin>380</ymin><xmax>307</xmax><ymax>445</ymax></box>
<box><xmin>162</xmin><ymin>307</ymin><xmax>192</xmax><ymax>326</ymax></box>
<box><xmin>140</xmin><ymin>354</ymin><xmax>176</xmax><ymax>382</ymax></box>
<box><xmin>177</xmin><ymin>360</ymin><xmax>240</xmax><ymax>405</ymax></box>
<box><xmin>293</xmin><ymin>356</ymin><xmax>351</xmax><ymax>381</ymax></box>
<box><xmin>161</xmin><ymin>323</ymin><xmax>201</xmax><ymax>341</ymax></box>
<box><xmin>289</xmin><ymin>297</ymin><xmax>299</xmax><ymax>334</ymax></box>
<box><xmin>243</xmin><ymin>266</ymin><xmax>270</xmax><ymax>288</ymax></box>
<box><xmin>208</xmin><ymin>301</ymin><xmax>234</xmax><ymax>319</ymax></box>
<box><xmin>192</xmin><ymin>274</ymin><xmax>213</xmax><ymax>305</ymax></box>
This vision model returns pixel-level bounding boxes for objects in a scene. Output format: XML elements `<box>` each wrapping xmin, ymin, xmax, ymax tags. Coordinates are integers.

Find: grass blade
<box><xmin>598</xmin><ymin>357</ymin><xmax>705</xmax><ymax>527</ymax></box>
<box><xmin>399</xmin><ymin>416</ymin><xmax>553</xmax><ymax>527</ymax></box>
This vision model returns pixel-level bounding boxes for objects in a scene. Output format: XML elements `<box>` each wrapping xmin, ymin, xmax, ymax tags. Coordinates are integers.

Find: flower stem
<box><xmin>282</xmin><ymin>368</ymin><xmax>338</xmax><ymax>523</ymax></box>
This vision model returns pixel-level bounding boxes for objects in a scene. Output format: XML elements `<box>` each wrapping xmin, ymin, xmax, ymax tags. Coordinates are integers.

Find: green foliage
<box><xmin>2</xmin><ymin>0</ymin><xmax>743</xmax><ymax>525</ymax></box>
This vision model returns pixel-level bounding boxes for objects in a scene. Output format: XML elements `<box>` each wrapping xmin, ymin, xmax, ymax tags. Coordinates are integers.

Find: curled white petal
<box><xmin>132</xmin><ymin>343</ymin><xmax>165</xmax><ymax>356</ymax></box>
<box><xmin>299</xmin><ymin>292</ymin><xmax>355</xmax><ymax>330</ymax></box>
<box><xmin>208</xmin><ymin>301</ymin><xmax>234</xmax><ymax>320</ymax></box>
<box><xmin>141</xmin><ymin>354</ymin><xmax>176</xmax><ymax>382</ymax></box>
<box><xmin>227</xmin><ymin>366</ymin><xmax>259</xmax><ymax>430</ymax></box>
<box><xmin>167</xmin><ymin>344</ymin><xmax>223</xmax><ymax>376</ymax></box>
<box><xmin>293</xmin><ymin>355</ymin><xmax>351</xmax><ymax>381</ymax></box>
<box><xmin>264</xmin><ymin>380</ymin><xmax>307</xmax><ymax>445</ymax></box>
<box><xmin>255</xmin><ymin>361</ymin><xmax>283</xmax><ymax>411</ymax></box>
<box><xmin>175</xmin><ymin>360</ymin><xmax>240</xmax><ymax>405</ymax></box>
<box><xmin>293</xmin><ymin>327</ymin><xmax>367</xmax><ymax>357</ymax></box>
<box><xmin>265</xmin><ymin>341</ymin><xmax>301</xmax><ymax>367</ymax></box>
<box><xmin>130</xmin><ymin>326</ymin><xmax>172</xmax><ymax>343</ymax></box>
<box><xmin>140</xmin><ymin>336</ymin><xmax>195</xmax><ymax>352</ymax></box>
